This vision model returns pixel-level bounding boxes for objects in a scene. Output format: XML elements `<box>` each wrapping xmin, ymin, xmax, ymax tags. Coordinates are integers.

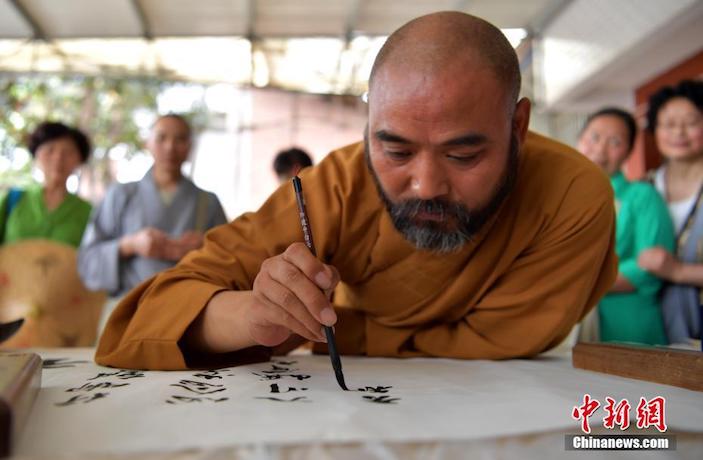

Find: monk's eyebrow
<box><xmin>441</xmin><ymin>133</ymin><xmax>487</xmax><ymax>147</ymax></box>
<box><xmin>374</xmin><ymin>130</ymin><xmax>488</xmax><ymax>147</ymax></box>
<box><xmin>375</xmin><ymin>130</ymin><xmax>412</xmax><ymax>144</ymax></box>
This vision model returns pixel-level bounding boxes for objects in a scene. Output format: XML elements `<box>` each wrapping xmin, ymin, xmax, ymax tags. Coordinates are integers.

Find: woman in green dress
<box><xmin>577</xmin><ymin>108</ymin><xmax>675</xmax><ymax>345</ymax></box>
<box><xmin>0</xmin><ymin>121</ymin><xmax>92</xmax><ymax>247</ymax></box>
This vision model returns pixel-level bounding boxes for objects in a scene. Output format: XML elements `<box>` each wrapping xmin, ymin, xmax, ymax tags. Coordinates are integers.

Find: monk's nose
<box><xmin>410</xmin><ymin>158</ymin><xmax>450</xmax><ymax>200</ymax></box>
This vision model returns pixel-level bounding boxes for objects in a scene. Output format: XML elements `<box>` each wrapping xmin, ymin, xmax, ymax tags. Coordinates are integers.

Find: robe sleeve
<box><xmin>95</xmin><ymin>156</ymin><xmax>353</xmax><ymax>370</ymax></box>
<box><xmin>78</xmin><ymin>184</ymin><xmax>131</xmax><ymax>295</ymax></box>
<box><xmin>405</xmin><ymin>175</ymin><xmax>618</xmax><ymax>359</ymax></box>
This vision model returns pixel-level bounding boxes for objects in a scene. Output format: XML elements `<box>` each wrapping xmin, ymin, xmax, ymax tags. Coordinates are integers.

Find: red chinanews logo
<box><xmin>572</xmin><ymin>394</ymin><xmax>667</xmax><ymax>434</ymax></box>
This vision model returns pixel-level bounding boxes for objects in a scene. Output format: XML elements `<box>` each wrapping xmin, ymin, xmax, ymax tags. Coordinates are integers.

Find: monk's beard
<box><xmin>364</xmin><ymin>133</ymin><xmax>519</xmax><ymax>253</ymax></box>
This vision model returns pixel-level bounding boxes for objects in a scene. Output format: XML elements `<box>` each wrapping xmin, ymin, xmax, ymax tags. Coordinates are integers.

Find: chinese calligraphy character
<box><xmin>254</xmin><ymin>396</ymin><xmax>310</xmax><ymax>403</ymax></box>
<box><xmin>170</xmin><ymin>379</ymin><xmax>225</xmax><ymax>395</ymax></box>
<box><xmin>270</xmin><ymin>383</ymin><xmax>308</xmax><ymax>393</ymax></box>
<box><xmin>166</xmin><ymin>395</ymin><xmax>229</xmax><ymax>404</ymax></box>
<box><xmin>603</xmin><ymin>397</ymin><xmax>631</xmax><ymax>430</ymax></box>
<box><xmin>87</xmin><ymin>370</ymin><xmax>145</xmax><ymax>380</ymax></box>
<box><xmin>67</xmin><ymin>382</ymin><xmax>129</xmax><ymax>392</ymax></box>
<box><xmin>261</xmin><ymin>364</ymin><xmax>297</xmax><ymax>374</ymax></box>
<box><xmin>362</xmin><ymin>395</ymin><xmax>400</xmax><ymax>404</ymax></box>
<box><xmin>55</xmin><ymin>392</ymin><xmax>109</xmax><ymax>406</ymax></box>
<box><xmin>253</xmin><ymin>372</ymin><xmax>283</xmax><ymax>381</ymax></box>
<box><xmin>572</xmin><ymin>394</ymin><xmax>600</xmax><ymax>434</ymax></box>
<box><xmin>358</xmin><ymin>386</ymin><xmax>392</xmax><ymax>394</ymax></box>
<box><xmin>192</xmin><ymin>370</ymin><xmax>223</xmax><ymax>380</ymax></box>
<box><xmin>253</xmin><ymin>372</ymin><xmax>310</xmax><ymax>381</ymax></box>
<box><xmin>636</xmin><ymin>396</ymin><xmax>667</xmax><ymax>432</ymax></box>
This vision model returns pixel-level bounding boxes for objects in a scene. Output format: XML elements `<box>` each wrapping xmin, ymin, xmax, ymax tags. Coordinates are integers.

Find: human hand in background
<box><xmin>162</xmin><ymin>231</ymin><xmax>204</xmax><ymax>261</ymax></box>
<box><xmin>119</xmin><ymin>227</ymin><xmax>169</xmax><ymax>259</ymax></box>
<box><xmin>120</xmin><ymin>229</ymin><xmax>205</xmax><ymax>261</ymax></box>
<box><xmin>638</xmin><ymin>246</ymin><xmax>681</xmax><ymax>282</ymax></box>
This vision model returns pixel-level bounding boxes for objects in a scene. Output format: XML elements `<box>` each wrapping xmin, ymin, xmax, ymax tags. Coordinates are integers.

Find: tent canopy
<box><xmin>1</xmin><ymin>0</ymin><xmax>702</xmax><ymax>111</ymax></box>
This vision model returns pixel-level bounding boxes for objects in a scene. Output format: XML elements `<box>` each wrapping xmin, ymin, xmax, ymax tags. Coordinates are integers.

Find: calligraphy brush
<box><xmin>292</xmin><ymin>176</ymin><xmax>349</xmax><ymax>391</ymax></box>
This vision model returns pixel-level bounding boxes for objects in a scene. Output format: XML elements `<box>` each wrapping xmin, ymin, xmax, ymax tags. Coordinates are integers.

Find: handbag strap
<box><xmin>1</xmin><ymin>187</ymin><xmax>24</xmax><ymax>243</ymax></box>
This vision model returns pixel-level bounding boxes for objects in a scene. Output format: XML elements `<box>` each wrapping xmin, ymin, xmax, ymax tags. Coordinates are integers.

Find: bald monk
<box><xmin>97</xmin><ymin>12</ymin><xmax>617</xmax><ymax>370</ymax></box>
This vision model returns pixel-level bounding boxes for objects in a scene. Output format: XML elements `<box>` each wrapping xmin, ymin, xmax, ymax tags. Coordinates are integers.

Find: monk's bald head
<box><xmin>369</xmin><ymin>12</ymin><xmax>521</xmax><ymax>106</ymax></box>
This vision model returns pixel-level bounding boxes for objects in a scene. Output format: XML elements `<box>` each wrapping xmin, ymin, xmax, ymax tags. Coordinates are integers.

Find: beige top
<box><xmin>96</xmin><ymin>131</ymin><xmax>617</xmax><ymax>370</ymax></box>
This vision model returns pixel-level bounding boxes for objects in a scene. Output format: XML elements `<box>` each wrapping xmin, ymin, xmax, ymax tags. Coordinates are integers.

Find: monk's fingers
<box><xmin>264</xmin><ymin>256</ymin><xmax>336</xmax><ymax>327</ymax></box>
<box><xmin>323</xmin><ymin>265</ymin><xmax>341</xmax><ymax>299</ymax></box>
<box><xmin>281</xmin><ymin>243</ymin><xmax>339</xmax><ymax>291</ymax></box>
<box><xmin>253</xmin><ymin>273</ymin><xmax>325</xmax><ymax>342</ymax></box>
<box><xmin>253</xmin><ymin>289</ymin><xmax>324</xmax><ymax>344</ymax></box>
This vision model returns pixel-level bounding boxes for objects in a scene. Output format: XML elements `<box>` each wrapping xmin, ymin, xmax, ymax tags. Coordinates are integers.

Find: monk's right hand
<box><xmin>248</xmin><ymin>242</ymin><xmax>340</xmax><ymax>347</ymax></box>
<box><xmin>185</xmin><ymin>243</ymin><xmax>340</xmax><ymax>353</ymax></box>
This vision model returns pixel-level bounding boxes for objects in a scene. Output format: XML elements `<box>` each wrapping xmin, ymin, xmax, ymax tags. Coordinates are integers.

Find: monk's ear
<box><xmin>512</xmin><ymin>97</ymin><xmax>531</xmax><ymax>144</ymax></box>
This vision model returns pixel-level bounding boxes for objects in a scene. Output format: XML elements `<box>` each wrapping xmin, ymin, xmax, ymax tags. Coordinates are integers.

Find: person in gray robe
<box><xmin>78</xmin><ymin>114</ymin><xmax>227</xmax><ymax>298</ymax></box>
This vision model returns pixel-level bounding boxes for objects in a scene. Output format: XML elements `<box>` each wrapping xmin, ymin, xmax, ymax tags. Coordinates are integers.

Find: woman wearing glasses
<box><xmin>638</xmin><ymin>79</ymin><xmax>703</xmax><ymax>345</ymax></box>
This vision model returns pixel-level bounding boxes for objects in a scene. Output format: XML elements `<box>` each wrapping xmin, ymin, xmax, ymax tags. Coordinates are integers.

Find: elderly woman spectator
<box><xmin>0</xmin><ymin>121</ymin><xmax>92</xmax><ymax>247</ymax></box>
<box><xmin>638</xmin><ymin>79</ymin><xmax>703</xmax><ymax>344</ymax></box>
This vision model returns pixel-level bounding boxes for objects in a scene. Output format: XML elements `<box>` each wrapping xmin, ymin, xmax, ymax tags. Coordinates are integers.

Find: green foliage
<box><xmin>0</xmin><ymin>75</ymin><xmax>161</xmax><ymax>157</ymax></box>
<box><xmin>0</xmin><ymin>75</ymin><xmax>209</xmax><ymax>189</ymax></box>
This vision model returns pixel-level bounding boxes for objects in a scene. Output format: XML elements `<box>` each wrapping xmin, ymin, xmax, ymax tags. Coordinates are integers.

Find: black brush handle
<box><xmin>292</xmin><ymin>176</ymin><xmax>349</xmax><ymax>391</ymax></box>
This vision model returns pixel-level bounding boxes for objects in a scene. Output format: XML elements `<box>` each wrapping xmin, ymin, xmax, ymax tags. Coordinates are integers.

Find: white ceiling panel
<box><xmin>2</xmin><ymin>0</ymin><xmax>547</xmax><ymax>40</ymax></box>
<box><xmin>1</xmin><ymin>0</ymin><xmax>696</xmax><ymax>106</ymax></box>
<box><xmin>142</xmin><ymin>0</ymin><xmax>249</xmax><ymax>37</ymax></box>
<box><xmin>0</xmin><ymin>0</ymin><xmax>33</xmax><ymax>38</ymax></box>
<box><xmin>0</xmin><ymin>37</ymin><xmax>252</xmax><ymax>83</ymax></box>
<box><xmin>356</xmin><ymin>0</ymin><xmax>458</xmax><ymax>36</ymax></box>
<box><xmin>566</xmin><ymin>0</ymin><xmax>703</xmax><ymax>112</ymax></box>
<box><xmin>539</xmin><ymin>0</ymin><xmax>698</xmax><ymax>108</ymax></box>
<box><xmin>466</xmin><ymin>0</ymin><xmax>561</xmax><ymax>29</ymax></box>
<box><xmin>255</xmin><ymin>0</ymin><xmax>352</xmax><ymax>37</ymax></box>
<box><xmin>21</xmin><ymin>0</ymin><xmax>142</xmax><ymax>38</ymax></box>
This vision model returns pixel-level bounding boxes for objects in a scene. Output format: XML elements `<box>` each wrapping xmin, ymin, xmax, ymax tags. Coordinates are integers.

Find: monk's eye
<box><xmin>385</xmin><ymin>150</ymin><xmax>412</xmax><ymax>161</ymax></box>
<box><xmin>447</xmin><ymin>153</ymin><xmax>479</xmax><ymax>164</ymax></box>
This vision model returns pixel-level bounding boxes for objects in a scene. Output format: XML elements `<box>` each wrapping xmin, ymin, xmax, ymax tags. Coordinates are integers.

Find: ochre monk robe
<box><xmin>96</xmin><ymin>132</ymin><xmax>617</xmax><ymax>370</ymax></box>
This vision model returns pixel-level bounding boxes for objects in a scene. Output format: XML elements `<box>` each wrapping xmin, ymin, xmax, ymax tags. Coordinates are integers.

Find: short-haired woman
<box><xmin>0</xmin><ymin>121</ymin><xmax>92</xmax><ymax>247</ymax></box>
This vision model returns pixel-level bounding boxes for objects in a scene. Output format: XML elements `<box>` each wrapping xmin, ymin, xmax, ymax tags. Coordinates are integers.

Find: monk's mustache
<box><xmin>391</xmin><ymin>199</ymin><xmax>468</xmax><ymax>221</ymax></box>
